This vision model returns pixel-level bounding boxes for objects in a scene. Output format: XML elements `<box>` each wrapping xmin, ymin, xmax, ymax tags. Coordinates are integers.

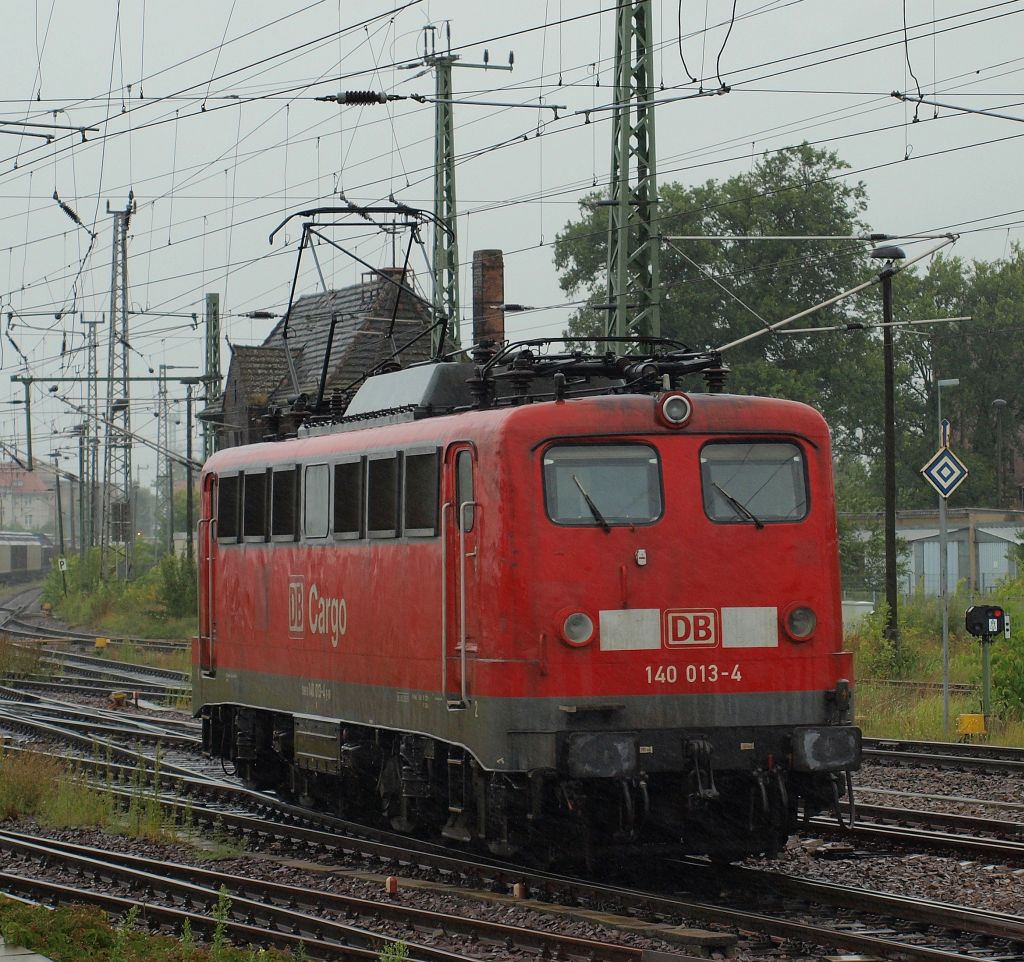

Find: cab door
<box><xmin>197</xmin><ymin>473</ymin><xmax>218</xmax><ymax>675</ymax></box>
<box><xmin>442</xmin><ymin>444</ymin><xmax>477</xmax><ymax>708</ymax></box>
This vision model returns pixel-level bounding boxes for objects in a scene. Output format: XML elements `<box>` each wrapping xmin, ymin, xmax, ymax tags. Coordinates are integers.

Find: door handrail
<box><xmin>459</xmin><ymin>500</ymin><xmax>479</xmax><ymax>706</ymax></box>
<box><xmin>197</xmin><ymin>518</ymin><xmax>212</xmax><ymax>644</ymax></box>
<box><xmin>199</xmin><ymin>516</ymin><xmax>217</xmax><ymax>675</ymax></box>
<box><xmin>440</xmin><ymin>500</ymin><xmax>451</xmax><ymax>702</ymax></box>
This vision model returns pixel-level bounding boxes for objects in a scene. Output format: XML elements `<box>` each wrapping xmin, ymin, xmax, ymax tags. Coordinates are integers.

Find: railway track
<box><xmin>3</xmin><ymin>754</ymin><xmax>1021</xmax><ymax>962</ymax></box>
<box><xmin>864</xmin><ymin>737</ymin><xmax>1024</xmax><ymax>774</ymax></box>
<box><xmin>4</xmin><ymin>703</ymin><xmax>1024</xmax><ymax>962</ymax></box>
<box><xmin>34</xmin><ymin>647</ymin><xmax>190</xmax><ymax>686</ymax></box>
<box><xmin>860</xmin><ymin>678</ymin><xmax>978</xmax><ymax>694</ymax></box>
<box><xmin>0</xmin><ymin>583</ymin><xmax>187</xmax><ymax>651</ymax></box>
<box><xmin>0</xmin><ymin>828</ymin><xmax>663</xmax><ymax>962</ymax></box>
<box><xmin>3</xmin><ymin>674</ymin><xmax>190</xmax><ymax>701</ymax></box>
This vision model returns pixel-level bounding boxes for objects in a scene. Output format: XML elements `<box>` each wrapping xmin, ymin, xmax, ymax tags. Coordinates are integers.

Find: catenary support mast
<box><xmin>203</xmin><ymin>292</ymin><xmax>221</xmax><ymax>460</ymax></box>
<box><xmin>426</xmin><ymin>36</ymin><xmax>460</xmax><ymax>353</ymax></box>
<box><xmin>101</xmin><ymin>193</ymin><xmax>135</xmax><ymax>577</ymax></box>
<box><xmin>606</xmin><ymin>0</ymin><xmax>661</xmax><ymax>340</ymax></box>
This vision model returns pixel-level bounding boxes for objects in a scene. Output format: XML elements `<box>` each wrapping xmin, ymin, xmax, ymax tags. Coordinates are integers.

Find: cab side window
<box><xmin>271</xmin><ymin>466</ymin><xmax>299</xmax><ymax>540</ymax></box>
<box><xmin>304</xmin><ymin>464</ymin><xmax>330</xmax><ymax>539</ymax></box>
<box><xmin>333</xmin><ymin>458</ymin><xmax>364</xmax><ymax>540</ymax></box>
<box><xmin>243</xmin><ymin>471</ymin><xmax>269</xmax><ymax>540</ymax></box>
<box><xmin>456</xmin><ymin>449</ymin><xmax>475</xmax><ymax>532</ymax></box>
<box><xmin>404</xmin><ymin>450</ymin><xmax>439</xmax><ymax>536</ymax></box>
<box><xmin>367</xmin><ymin>454</ymin><xmax>399</xmax><ymax>538</ymax></box>
<box><xmin>217</xmin><ymin>474</ymin><xmax>240</xmax><ymax>541</ymax></box>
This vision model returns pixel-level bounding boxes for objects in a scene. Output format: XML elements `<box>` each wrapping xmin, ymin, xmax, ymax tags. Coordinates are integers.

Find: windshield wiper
<box><xmin>572</xmin><ymin>474</ymin><xmax>611</xmax><ymax>533</ymax></box>
<box><xmin>712</xmin><ymin>481</ymin><xmax>764</xmax><ymax>529</ymax></box>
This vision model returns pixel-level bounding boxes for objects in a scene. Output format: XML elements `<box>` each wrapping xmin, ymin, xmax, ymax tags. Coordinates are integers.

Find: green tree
<box><xmin>895</xmin><ymin>247</ymin><xmax>1024</xmax><ymax>509</ymax></box>
<box><xmin>554</xmin><ymin>143</ymin><xmax>882</xmax><ymax>455</ymax></box>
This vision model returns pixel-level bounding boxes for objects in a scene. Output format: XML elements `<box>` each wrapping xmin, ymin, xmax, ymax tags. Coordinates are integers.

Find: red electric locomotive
<box><xmin>195</xmin><ymin>342</ymin><xmax>860</xmax><ymax>860</ymax></box>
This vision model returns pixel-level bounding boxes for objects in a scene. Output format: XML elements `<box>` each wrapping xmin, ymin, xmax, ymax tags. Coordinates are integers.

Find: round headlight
<box><xmin>561</xmin><ymin>611</ymin><xmax>595</xmax><ymax>646</ymax></box>
<box><xmin>659</xmin><ymin>392</ymin><xmax>692</xmax><ymax>427</ymax></box>
<box><xmin>785</xmin><ymin>606</ymin><xmax>817</xmax><ymax>641</ymax></box>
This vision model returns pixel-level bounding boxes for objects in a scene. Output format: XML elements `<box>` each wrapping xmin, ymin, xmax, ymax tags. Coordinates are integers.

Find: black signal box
<box><xmin>965</xmin><ymin>605</ymin><xmax>1007</xmax><ymax>639</ymax></box>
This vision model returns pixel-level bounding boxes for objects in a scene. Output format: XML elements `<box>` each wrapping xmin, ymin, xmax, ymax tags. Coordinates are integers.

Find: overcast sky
<box><xmin>1</xmin><ymin>0</ymin><xmax>1022</xmax><ymax>482</ymax></box>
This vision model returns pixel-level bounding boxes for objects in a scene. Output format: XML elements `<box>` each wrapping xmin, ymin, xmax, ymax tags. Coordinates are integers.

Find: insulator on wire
<box><xmin>330</xmin><ymin>90</ymin><xmax>388</xmax><ymax>105</ymax></box>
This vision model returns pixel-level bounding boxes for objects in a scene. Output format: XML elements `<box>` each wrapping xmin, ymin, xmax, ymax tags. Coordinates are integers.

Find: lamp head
<box><xmin>871</xmin><ymin>244</ymin><xmax>906</xmax><ymax>261</ymax></box>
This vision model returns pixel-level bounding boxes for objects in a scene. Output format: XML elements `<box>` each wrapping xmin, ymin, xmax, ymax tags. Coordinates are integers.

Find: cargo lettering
<box><xmin>307</xmin><ymin>583</ymin><xmax>347</xmax><ymax>648</ymax></box>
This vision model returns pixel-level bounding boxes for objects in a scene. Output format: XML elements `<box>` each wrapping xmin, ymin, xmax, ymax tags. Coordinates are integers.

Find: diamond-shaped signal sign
<box><xmin>921</xmin><ymin>446</ymin><xmax>969</xmax><ymax>499</ymax></box>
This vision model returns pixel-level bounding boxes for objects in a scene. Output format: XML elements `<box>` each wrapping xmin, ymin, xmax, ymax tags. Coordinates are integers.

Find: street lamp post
<box><xmin>993</xmin><ymin>398</ymin><xmax>1008</xmax><ymax>506</ymax></box>
<box><xmin>871</xmin><ymin>244</ymin><xmax>906</xmax><ymax>647</ymax></box>
<box><xmin>938</xmin><ymin>376</ymin><xmax>959</xmax><ymax>739</ymax></box>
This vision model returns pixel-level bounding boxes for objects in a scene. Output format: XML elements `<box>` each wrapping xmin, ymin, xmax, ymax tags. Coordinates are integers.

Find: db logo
<box><xmin>288</xmin><ymin>575</ymin><xmax>305</xmax><ymax>637</ymax></box>
<box><xmin>664</xmin><ymin>609</ymin><xmax>720</xmax><ymax>648</ymax></box>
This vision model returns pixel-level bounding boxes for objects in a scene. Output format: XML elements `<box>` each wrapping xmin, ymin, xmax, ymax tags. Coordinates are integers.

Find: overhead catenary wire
<box><xmin>3</xmin><ymin>2</ymin><xmax>1021</xmax><ymax>399</ymax></box>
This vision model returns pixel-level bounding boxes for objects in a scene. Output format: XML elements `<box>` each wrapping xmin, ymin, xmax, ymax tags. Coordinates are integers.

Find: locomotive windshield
<box><xmin>544</xmin><ymin>444</ymin><xmax>662</xmax><ymax>526</ymax></box>
<box><xmin>700</xmin><ymin>441</ymin><xmax>808</xmax><ymax>524</ymax></box>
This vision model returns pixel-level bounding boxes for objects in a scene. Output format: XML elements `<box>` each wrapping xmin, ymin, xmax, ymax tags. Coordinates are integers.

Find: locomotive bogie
<box><xmin>195</xmin><ymin>390</ymin><xmax>860</xmax><ymax>860</ymax></box>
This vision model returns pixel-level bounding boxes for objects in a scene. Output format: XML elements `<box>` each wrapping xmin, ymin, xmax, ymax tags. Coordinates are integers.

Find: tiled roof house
<box><xmin>204</xmin><ymin>269</ymin><xmax>436</xmax><ymax>449</ymax></box>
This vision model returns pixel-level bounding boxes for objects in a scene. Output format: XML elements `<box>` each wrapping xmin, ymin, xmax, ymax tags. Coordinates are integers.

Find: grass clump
<box><xmin>0</xmin><ymin>750</ymin><xmax>115</xmax><ymax>828</ymax></box>
<box><xmin>847</xmin><ymin>573</ymin><xmax>1024</xmax><ymax>744</ymax></box>
<box><xmin>0</xmin><ymin>897</ymin><xmax>298</xmax><ymax>961</ymax></box>
<box><xmin>0</xmin><ymin>751</ymin><xmax>62</xmax><ymax>819</ymax></box>
<box><xmin>0</xmin><ymin>636</ymin><xmax>46</xmax><ymax>678</ymax></box>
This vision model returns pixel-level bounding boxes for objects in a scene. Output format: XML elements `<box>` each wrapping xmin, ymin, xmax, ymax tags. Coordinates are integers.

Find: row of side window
<box><xmin>216</xmin><ymin>449</ymin><xmax>441</xmax><ymax>543</ymax></box>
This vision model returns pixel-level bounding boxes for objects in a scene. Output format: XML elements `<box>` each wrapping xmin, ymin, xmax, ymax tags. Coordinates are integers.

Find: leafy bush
<box><xmin>847</xmin><ymin>573</ymin><xmax>1024</xmax><ymax>724</ymax></box>
<box><xmin>992</xmin><ymin>631</ymin><xmax>1024</xmax><ymax>718</ymax></box>
<box><xmin>42</xmin><ymin>546</ymin><xmax>197</xmax><ymax>638</ymax></box>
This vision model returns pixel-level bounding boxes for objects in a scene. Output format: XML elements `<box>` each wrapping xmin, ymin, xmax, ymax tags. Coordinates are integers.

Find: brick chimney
<box><xmin>471</xmin><ymin>250</ymin><xmax>504</xmax><ymax>350</ymax></box>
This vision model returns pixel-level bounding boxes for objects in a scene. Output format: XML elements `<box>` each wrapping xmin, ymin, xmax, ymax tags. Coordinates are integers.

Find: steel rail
<box><xmin>0</xmin><ymin>744</ymin><xmax>1001</xmax><ymax>962</ymax></box>
<box><xmin>3</xmin><ymin>673</ymin><xmax>190</xmax><ymax>698</ymax></box>
<box><xmin>0</xmin><ymin>707</ymin><xmax>199</xmax><ymax>747</ymax></box>
<box><xmin>0</xmin><ymin>837</ymin><xmax>473</xmax><ymax>962</ymax></box>
<box><xmin>815</xmin><ymin>816</ymin><xmax>1024</xmax><ymax>859</ymax></box>
<box><xmin>38</xmin><ymin>648</ymin><xmax>190</xmax><ymax>683</ymax></box>
<box><xmin>0</xmin><ymin>828</ymin><xmax>654</xmax><ymax>962</ymax></box>
<box><xmin>671</xmin><ymin>858</ymin><xmax>1024</xmax><ymax>943</ymax></box>
<box><xmin>0</xmin><ymin>688</ymin><xmax>199</xmax><ymax>737</ymax></box>
<box><xmin>843</xmin><ymin>802</ymin><xmax>1024</xmax><ymax>837</ymax></box>
<box><xmin>865</xmin><ymin>737</ymin><xmax>1024</xmax><ymax>767</ymax></box>
<box><xmin>100</xmin><ymin>787</ymin><xmax>1010</xmax><ymax>961</ymax></box>
<box><xmin>0</xmin><ymin>711</ymin><xmax>221</xmax><ymax>783</ymax></box>
<box><xmin>0</xmin><ymin>872</ymin><xmax>424</xmax><ymax>962</ymax></box>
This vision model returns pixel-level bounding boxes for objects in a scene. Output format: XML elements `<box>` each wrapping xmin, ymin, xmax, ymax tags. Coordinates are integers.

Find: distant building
<box><xmin>202</xmin><ymin>269</ymin><xmax>434</xmax><ymax>449</ymax></box>
<box><xmin>844</xmin><ymin>506</ymin><xmax>1024</xmax><ymax>597</ymax></box>
<box><xmin>0</xmin><ymin>461</ymin><xmax>57</xmax><ymax>533</ymax></box>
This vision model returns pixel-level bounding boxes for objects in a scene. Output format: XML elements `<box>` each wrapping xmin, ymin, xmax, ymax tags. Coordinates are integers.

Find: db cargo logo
<box><xmin>288</xmin><ymin>575</ymin><xmax>305</xmax><ymax>637</ymax></box>
<box><xmin>664</xmin><ymin>609</ymin><xmax>720</xmax><ymax>648</ymax></box>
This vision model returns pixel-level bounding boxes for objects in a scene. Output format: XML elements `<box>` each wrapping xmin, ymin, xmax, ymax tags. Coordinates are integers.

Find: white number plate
<box><xmin>645</xmin><ymin>663</ymin><xmax>742</xmax><ymax>685</ymax></box>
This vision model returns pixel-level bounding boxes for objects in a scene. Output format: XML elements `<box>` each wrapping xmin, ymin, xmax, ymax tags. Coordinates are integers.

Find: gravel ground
<box><xmin>738</xmin><ymin>759</ymin><xmax>1024</xmax><ymax>918</ymax></box>
<box><xmin>6</xmin><ymin>676</ymin><xmax>1023</xmax><ymax>955</ymax></box>
<box><xmin>0</xmin><ymin>821</ymin><xmax>699</xmax><ymax>960</ymax></box>
<box><xmin>855</xmin><ymin>759</ymin><xmax>1024</xmax><ymax>810</ymax></box>
<box><xmin>747</xmin><ymin>835</ymin><xmax>1024</xmax><ymax>916</ymax></box>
